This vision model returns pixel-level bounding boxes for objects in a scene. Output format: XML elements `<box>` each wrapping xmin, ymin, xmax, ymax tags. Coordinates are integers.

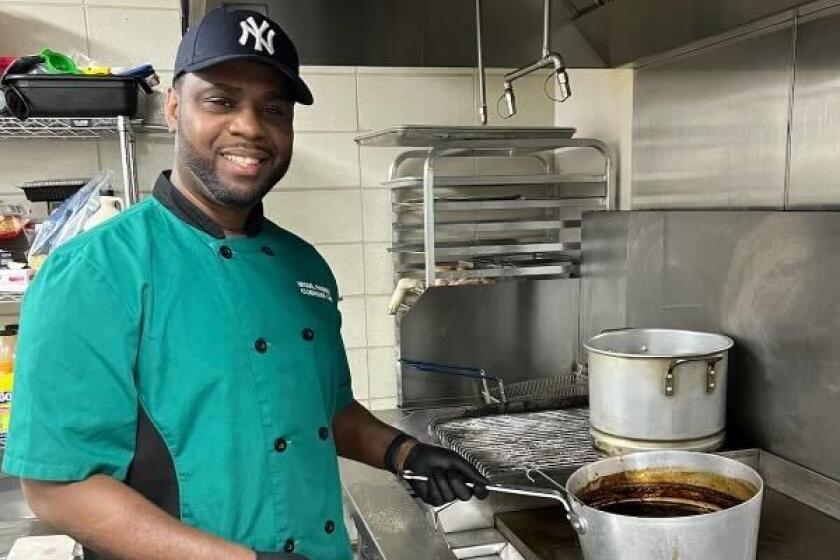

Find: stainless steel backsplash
<box><xmin>632</xmin><ymin>1</ymin><xmax>840</xmax><ymax>210</ymax></box>
<box><xmin>620</xmin><ymin>2</ymin><xmax>840</xmax><ymax>482</ymax></box>
<box><xmin>581</xmin><ymin>210</ymin><xmax>840</xmax><ymax>483</ymax></box>
<box><xmin>399</xmin><ymin>279</ymin><xmax>581</xmax><ymax>408</ymax></box>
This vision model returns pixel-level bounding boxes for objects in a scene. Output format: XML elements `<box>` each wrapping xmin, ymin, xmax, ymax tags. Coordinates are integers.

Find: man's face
<box><xmin>164</xmin><ymin>60</ymin><xmax>294</xmax><ymax>208</ymax></box>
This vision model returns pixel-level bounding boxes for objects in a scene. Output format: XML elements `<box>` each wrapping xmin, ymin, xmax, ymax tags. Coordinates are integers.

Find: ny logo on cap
<box><xmin>239</xmin><ymin>16</ymin><xmax>276</xmax><ymax>55</ymax></box>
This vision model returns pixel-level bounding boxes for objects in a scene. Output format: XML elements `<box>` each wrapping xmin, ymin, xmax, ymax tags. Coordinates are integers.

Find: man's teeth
<box><xmin>223</xmin><ymin>154</ymin><xmax>260</xmax><ymax>166</ymax></box>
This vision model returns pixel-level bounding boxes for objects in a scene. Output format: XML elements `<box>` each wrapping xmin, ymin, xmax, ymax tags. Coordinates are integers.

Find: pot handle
<box><xmin>665</xmin><ymin>355</ymin><xmax>724</xmax><ymax>397</ymax></box>
<box><xmin>525</xmin><ymin>468</ymin><xmax>588</xmax><ymax>534</ymax></box>
<box><xmin>402</xmin><ymin>472</ymin><xmax>588</xmax><ymax>535</ymax></box>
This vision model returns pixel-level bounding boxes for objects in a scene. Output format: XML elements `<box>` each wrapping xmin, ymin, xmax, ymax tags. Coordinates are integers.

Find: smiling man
<box><xmin>1</xmin><ymin>8</ymin><xmax>487</xmax><ymax>560</ymax></box>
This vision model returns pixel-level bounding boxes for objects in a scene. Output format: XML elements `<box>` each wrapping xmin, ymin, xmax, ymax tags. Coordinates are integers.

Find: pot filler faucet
<box><xmin>475</xmin><ymin>0</ymin><xmax>572</xmax><ymax>123</ymax></box>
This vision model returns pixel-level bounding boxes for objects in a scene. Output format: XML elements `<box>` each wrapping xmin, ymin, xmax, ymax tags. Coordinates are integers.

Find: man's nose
<box><xmin>228</xmin><ymin>104</ymin><xmax>265</xmax><ymax>140</ymax></box>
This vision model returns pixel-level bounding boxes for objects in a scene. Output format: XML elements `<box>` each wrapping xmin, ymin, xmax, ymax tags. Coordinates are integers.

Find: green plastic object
<box><xmin>40</xmin><ymin>49</ymin><xmax>79</xmax><ymax>74</ymax></box>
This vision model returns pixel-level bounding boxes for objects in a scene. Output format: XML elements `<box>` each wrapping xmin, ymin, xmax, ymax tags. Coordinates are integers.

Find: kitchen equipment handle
<box><xmin>665</xmin><ymin>355</ymin><xmax>724</xmax><ymax>397</ymax></box>
<box><xmin>599</xmin><ymin>326</ymin><xmax>636</xmax><ymax>333</ymax></box>
<box><xmin>401</xmin><ymin>359</ymin><xmax>506</xmax><ymax>404</ymax></box>
<box><xmin>402</xmin><ymin>472</ymin><xmax>587</xmax><ymax>534</ymax></box>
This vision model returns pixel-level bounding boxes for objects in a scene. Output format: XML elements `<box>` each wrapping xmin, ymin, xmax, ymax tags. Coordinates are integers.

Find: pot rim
<box><xmin>566</xmin><ymin>450</ymin><xmax>764</xmax><ymax>522</ymax></box>
<box><xmin>584</xmin><ymin>328</ymin><xmax>735</xmax><ymax>359</ymax></box>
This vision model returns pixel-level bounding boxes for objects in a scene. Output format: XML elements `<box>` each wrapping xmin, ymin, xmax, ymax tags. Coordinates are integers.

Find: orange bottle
<box><xmin>0</xmin><ymin>324</ymin><xmax>18</xmax><ymax>448</ymax></box>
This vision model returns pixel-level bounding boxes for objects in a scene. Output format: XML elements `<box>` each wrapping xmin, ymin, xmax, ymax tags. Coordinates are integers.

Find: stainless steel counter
<box><xmin>340</xmin><ymin>408</ymin><xmax>840</xmax><ymax>560</ymax></box>
<box><xmin>340</xmin><ymin>409</ymin><xmax>461</xmax><ymax>560</ymax></box>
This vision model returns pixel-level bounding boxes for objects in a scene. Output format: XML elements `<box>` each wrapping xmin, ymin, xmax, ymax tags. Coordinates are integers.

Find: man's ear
<box><xmin>164</xmin><ymin>84</ymin><xmax>180</xmax><ymax>134</ymax></box>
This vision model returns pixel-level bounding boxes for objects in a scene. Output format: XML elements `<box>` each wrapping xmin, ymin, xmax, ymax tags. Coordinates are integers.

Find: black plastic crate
<box><xmin>3</xmin><ymin>74</ymin><xmax>140</xmax><ymax>118</ymax></box>
<box><xmin>18</xmin><ymin>178</ymin><xmax>89</xmax><ymax>203</ymax></box>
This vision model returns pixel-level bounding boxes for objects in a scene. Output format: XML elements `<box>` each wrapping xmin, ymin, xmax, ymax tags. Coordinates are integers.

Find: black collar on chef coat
<box><xmin>152</xmin><ymin>170</ymin><xmax>264</xmax><ymax>239</ymax></box>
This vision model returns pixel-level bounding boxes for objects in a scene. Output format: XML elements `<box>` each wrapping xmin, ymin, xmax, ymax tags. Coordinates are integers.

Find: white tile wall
<box><xmin>367</xmin><ymin>347</ymin><xmax>397</xmax><ymax>400</ymax></box>
<box><xmin>263</xmin><ymin>190</ymin><xmax>363</xmax><ymax>244</ymax></box>
<box><xmin>363</xmin><ymin>243</ymin><xmax>393</xmax><ymax>296</ymax></box>
<box><xmin>0</xmin><ymin>0</ymin><xmax>81</xmax><ymax>3</ymax></box>
<box><xmin>0</xmin><ymin>5</ymin><xmax>87</xmax><ymax>56</ymax></box>
<box><xmin>295</xmin><ymin>73</ymin><xmax>358</xmax><ymax>132</ymax></box>
<box><xmin>338</xmin><ymin>296</ymin><xmax>366</xmax><ymax>350</ymax></box>
<box><xmin>85</xmin><ymin>6</ymin><xmax>181</xmax><ymax>71</ymax></box>
<box><xmin>357</xmin><ymin>70</ymin><xmax>475</xmax><ymax>131</ymax></box>
<box><xmin>316</xmin><ymin>244</ymin><xmax>365</xmax><ymax>297</ymax></box>
<box><xmin>85</xmin><ymin>0</ymin><xmax>179</xmax><ymax>8</ymax></box>
<box><xmin>555</xmin><ymin>69</ymin><xmax>635</xmax><ymax>209</ymax></box>
<box><xmin>346</xmin><ymin>348</ymin><xmax>369</xmax><ymax>401</ymax></box>
<box><xmin>365</xmin><ymin>295</ymin><xmax>395</xmax><ymax>347</ymax></box>
<box><xmin>99</xmin><ymin>135</ymin><xmax>174</xmax><ymax>193</ymax></box>
<box><xmin>0</xmin><ymin>141</ymin><xmax>99</xmax><ymax>189</ymax></box>
<box><xmin>361</xmin><ymin>189</ymin><xmax>391</xmax><ymax>243</ymax></box>
<box><xmin>284</xmin><ymin>133</ymin><xmax>360</xmax><ymax>189</ymax></box>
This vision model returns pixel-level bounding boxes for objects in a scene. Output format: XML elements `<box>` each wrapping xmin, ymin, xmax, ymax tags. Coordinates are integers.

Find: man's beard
<box><xmin>178</xmin><ymin>133</ymin><xmax>287</xmax><ymax>208</ymax></box>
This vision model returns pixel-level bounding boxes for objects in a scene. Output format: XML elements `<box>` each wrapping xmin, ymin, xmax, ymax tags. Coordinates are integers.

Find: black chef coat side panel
<box><xmin>82</xmin><ymin>405</ymin><xmax>180</xmax><ymax>560</ymax></box>
<box><xmin>124</xmin><ymin>404</ymin><xmax>181</xmax><ymax>516</ymax></box>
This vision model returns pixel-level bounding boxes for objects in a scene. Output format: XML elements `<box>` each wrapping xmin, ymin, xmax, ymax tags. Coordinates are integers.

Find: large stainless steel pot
<box><xmin>564</xmin><ymin>451</ymin><xmax>764</xmax><ymax>560</ymax></box>
<box><xmin>584</xmin><ymin>328</ymin><xmax>735</xmax><ymax>454</ymax></box>
<box><xmin>408</xmin><ymin>450</ymin><xmax>763</xmax><ymax>560</ymax></box>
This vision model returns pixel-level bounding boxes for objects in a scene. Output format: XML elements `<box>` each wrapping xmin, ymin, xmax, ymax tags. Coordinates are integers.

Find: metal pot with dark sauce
<box><xmin>577</xmin><ymin>467</ymin><xmax>757</xmax><ymax>518</ymax></box>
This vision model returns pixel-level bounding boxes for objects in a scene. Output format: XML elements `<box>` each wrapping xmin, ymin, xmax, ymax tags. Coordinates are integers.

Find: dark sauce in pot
<box><xmin>577</xmin><ymin>470</ymin><xmax>756</xmax><ymax>518</ymax></box>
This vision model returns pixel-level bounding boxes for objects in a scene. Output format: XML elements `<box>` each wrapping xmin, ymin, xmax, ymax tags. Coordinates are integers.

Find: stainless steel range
<box><xmin>341</xmin><ymin>409</ymin><xmax>840</xmax><ymax>560</ymax></box>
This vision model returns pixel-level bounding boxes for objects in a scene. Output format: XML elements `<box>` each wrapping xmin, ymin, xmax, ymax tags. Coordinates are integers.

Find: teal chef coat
<box><xmin>2</xmin><ymin>172</ymin><xmax>354</xmax><ymax>560</ymax></box>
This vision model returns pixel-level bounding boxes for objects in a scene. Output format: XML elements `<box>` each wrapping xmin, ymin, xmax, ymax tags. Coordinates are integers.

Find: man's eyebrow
<box><xmin>198</xmin><ymin>81</ymin><xmax>291</xmax><ymax>101</ymax></box>
<box><xmin>199</xmin><ymin>81</ymin><xmax>242</xmax><ymax>93</ymax></box>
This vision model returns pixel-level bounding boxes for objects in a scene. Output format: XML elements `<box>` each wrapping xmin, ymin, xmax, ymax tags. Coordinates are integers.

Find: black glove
<box><xmin>402</xmin><ymin>443</ymin><xmax>490</xmax><ymax>506</ymax></box>
<box><xmin>255</xmin><ymin>552</ymin><xmax>308</xmax><ymax>560</ymax></box>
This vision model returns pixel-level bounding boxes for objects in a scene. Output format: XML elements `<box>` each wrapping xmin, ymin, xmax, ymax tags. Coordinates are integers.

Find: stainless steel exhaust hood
<box><xmin>195</xmin><ymin>0</ymin><xmax>605</xmax><ymax>68</ymax></box>
<box><xmin>187</xmin><ymin>0</ymin><xmax>821</xmax><ymax>68</ymax></box>
<box><xmin>574</xmin><ymin>0</ymin><xmax>818</xmax><ymax>66</ymax></box>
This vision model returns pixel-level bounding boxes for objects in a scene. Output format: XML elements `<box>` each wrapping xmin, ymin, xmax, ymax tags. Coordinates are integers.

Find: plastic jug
<box><xmin>83</xmin><ymin>194</ymin><xmax>123</xmax><ymax>231</ymax></box>
<box><xmin>0</xmin><ymin>325</ymin><xmax>18</xmax><ymax>448</ymax></box>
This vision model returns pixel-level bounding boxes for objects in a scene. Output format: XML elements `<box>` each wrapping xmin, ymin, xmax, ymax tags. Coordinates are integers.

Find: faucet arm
<box><xmin>548</xmin><ymin>53</ymin><xmax>572</xmax><ymax>101</ymax></box>
<box><xmin>504</xmin><ymin>56</ymin><xmax>552</xmax><ymax>84</ymax></box>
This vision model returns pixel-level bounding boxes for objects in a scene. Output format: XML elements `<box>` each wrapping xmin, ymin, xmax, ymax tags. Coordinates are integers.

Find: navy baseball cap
<box><xmin>174</xmin><ymin>8</ymin><xmax>313</xmax><ymax>105</ymax></box>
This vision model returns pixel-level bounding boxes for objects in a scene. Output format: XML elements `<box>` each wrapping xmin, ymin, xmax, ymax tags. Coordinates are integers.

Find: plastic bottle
<box><xmin>0</xmin><ymin>325</ymin><xmax>18</xmax><ymax>449</ymax></box>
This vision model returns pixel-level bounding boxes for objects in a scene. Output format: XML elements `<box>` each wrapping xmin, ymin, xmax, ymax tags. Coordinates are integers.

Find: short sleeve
<box><xmin>1</xmin><ymin>250</ymin><xmax>139</xmax><ymax>481</ymax></box>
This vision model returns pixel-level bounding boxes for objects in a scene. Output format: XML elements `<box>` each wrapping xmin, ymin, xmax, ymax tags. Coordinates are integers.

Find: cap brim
<box><xmin>176</xmin><ymin>54</ymin><xmax>313</xmax><ymax>105</ymax></box>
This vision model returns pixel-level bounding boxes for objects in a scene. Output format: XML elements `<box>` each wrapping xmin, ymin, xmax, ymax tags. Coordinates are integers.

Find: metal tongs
<box><xmin>402</xmin><ymin>467</ymin><xmax>587</xmax><ymax>533</ymax></box>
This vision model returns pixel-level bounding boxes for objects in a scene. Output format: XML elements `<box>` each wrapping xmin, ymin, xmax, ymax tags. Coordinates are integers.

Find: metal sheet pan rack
<box><xmin>355</xmin><ymin>126</ymin><xmax>616</xmax><ymax>286</ymax></box>
<box><xmin>354</xmin><ymin>124</ymin><xmax>577</xmax><ymax>147</ymax></box>
<box><xmin>0</xmin><ymin>116</ymin><xmax>140</xmax><ymax>208</ymax></box>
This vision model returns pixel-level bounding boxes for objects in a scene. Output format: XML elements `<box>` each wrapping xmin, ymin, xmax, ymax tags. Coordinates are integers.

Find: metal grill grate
<box><xmin>490</xmin><ymin>373</ymin><xmax>587</xmax><ymax>403</ymax></box>
<box><xmin>430</xmin><ymin>407</ymin><xmax>600</xmax><ymax>480</ymax></box>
